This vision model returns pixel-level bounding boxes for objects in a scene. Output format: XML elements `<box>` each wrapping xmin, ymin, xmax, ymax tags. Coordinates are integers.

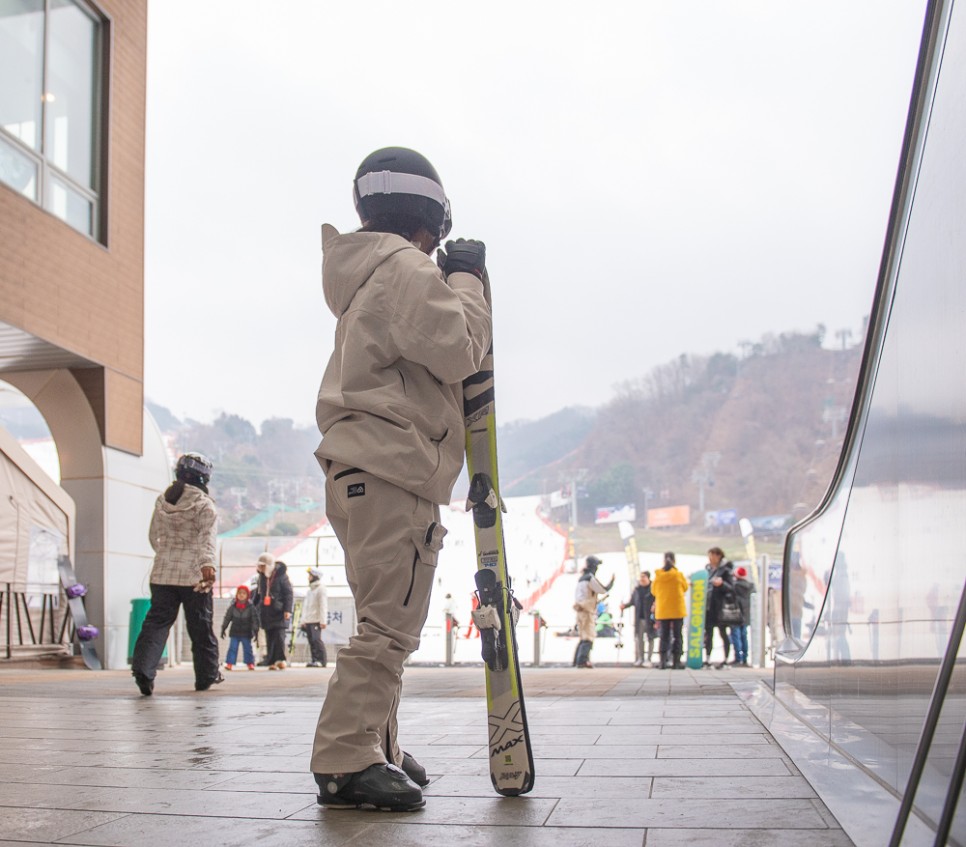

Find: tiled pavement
<box><xmin>0</xmin><ymin>664</ymin><xmax>854</xmax><ymax>846</ymax></box>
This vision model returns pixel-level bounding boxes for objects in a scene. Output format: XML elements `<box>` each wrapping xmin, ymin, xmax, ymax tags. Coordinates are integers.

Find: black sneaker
<box><xmin>401</xmin><ymin>751</ymin><xmax>429</xmax><ymax>787</ymax></box>
<box><xmin>133</xmin><ymin>673</ymin><xmax>154</xmax><ymax>696</ymax></box>
<box><xmin>195</xmin><ymin>673</ymin><xmax>225</xmax><ymax>692</ymax></box>
<box><xmin>315</xmin><ymin>763</ymin><xmax>424</xmax><ymax>811</ymax></box>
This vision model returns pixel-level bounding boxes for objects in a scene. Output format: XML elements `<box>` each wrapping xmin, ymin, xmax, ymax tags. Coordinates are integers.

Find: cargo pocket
<box><xmin>402</xmin><ymin>520</ymin><xmax>448</xmax><ymax>607</ymax></box>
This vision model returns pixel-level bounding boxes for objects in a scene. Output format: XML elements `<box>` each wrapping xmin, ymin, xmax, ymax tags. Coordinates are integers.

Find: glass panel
<box><xmin>0</xmin><ymin>130</ymin><xmax>38</xmax><ymax>199</ymax></box>
<box><xmin>27</xmin><ymin>525</ymin><xmax>65</xmax><ymax>592</ymax></box>
<box><xmin>49</xmin><ymin>173</ymin><xmax>92</xmax><ymax>235</ymax></box>
<box><xmin>45</xmin><ymin>0</ymin><xmax>95</xmax><ymax>188</ymax></box>
<box><xmin>0</xmin><ymin>0</ymin><xmax>44</xmax><ymax>151</ymax></box>
<box><xmin>776</xmin><ymin>1</ymin><xmax>966</xmax><ymax>837</ymax></box>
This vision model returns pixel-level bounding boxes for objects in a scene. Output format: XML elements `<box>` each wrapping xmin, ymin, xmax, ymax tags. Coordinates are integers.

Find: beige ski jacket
<box><xmin>147</xmin><ymin>484</ymin><xmax>218</xmax><ymax>586</ymax></box>
<box><xmin>315</xmin><ymin>224</ymin><xmax>492</xmax><ymax>504</ymax></box>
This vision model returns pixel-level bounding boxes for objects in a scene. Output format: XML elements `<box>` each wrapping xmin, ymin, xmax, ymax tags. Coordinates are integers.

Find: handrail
<box><xmin>933</xmin><ymin>717</ymin><xmax>966</xmax><ymax>846</ymax></box>
<box><xmin>888</xmin><ymin>576</ymin><xmax>966</xmax><ymax>846</ymax></box>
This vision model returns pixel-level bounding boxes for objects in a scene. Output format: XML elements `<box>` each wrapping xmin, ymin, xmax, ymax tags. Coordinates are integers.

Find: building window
<box><xmin>0</xmin><ymin>0</ymin><xmax>104</xmax><ymax>241</ymax></box>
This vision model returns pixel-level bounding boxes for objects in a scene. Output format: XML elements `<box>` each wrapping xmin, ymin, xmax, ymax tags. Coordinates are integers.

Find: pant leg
<box><xmin>266</xmin><ymin>627</ymin><xmax>285</xmax><ymax>663</ymax></box>
<box><xmin>633</xmin><ymin>619</ymin><xmax>644</xmax><ymax>663</ymax></box>
<box><xmin>307</xmin><ymin>623</ymin><xmax>325</xmax><ymax>663</ymax></box>
<box><xmin>311</xmin><ymin>465</ymin><xmax>441</xmax><ymax>775</ymax></box>
<box><xmin>671</xmin><ymin>619</ymin><xmax>684</xmax><ymax>665</ymax></box>
<box><xmin>719</xmin><ymin>625</ymin><xmax>731</xmax><ymax>660</ymax></box>
<box><xmin>576</xmin><ymin>607</ymin><xmax>595</xmax><ymax>641</ymax></box>
<box><xmin>131</xmin><ymin>584</ymin><xmax>181</xmax><ymax>681</ymax></box>
<box><xmin>658</xmin><ymin>620</ymin><xmax>671</xmax><ymax>666</ymax></box>
<box><xmin>242</xmin><ymin>637</ymin><xmax>255</xmax><ymax>665</ymax></box>
<box><xmin>227</xmin><ymin>636</ymin><xmax>240</xmax><ymax>665</ymax></box>
<box><xmin>729</xmin><ymin>626</ymin><xmax>740</xmax><ymax>661</ymax></box>
<box><xmin>180</xmin><ymin>585</ymin><xmax>220</xmax><ymax>685</ymax></box>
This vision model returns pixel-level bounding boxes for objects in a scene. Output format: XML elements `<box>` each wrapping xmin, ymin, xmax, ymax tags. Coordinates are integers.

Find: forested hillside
<box><xmin>510</xmin><ymin>327</ymin><xmax>861</xmax><ymax>525</ymax></box>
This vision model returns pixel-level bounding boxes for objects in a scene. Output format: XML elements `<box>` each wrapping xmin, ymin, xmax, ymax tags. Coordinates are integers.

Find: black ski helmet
<box><xmin>353</xmin><ymin>147</ymin><xmax>452</xmax><ymax>241</ymax></box>
<box><xmin>176</xmin><ymin>452</ymin><xmax>213</xmax><ymax>486</ymax></box>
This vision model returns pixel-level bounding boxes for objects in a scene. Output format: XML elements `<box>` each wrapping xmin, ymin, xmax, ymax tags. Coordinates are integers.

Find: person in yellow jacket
<box><xmin>651</xmin><ymin>551</ymin><xmax>689</xmax><ymax>669</ymax></box>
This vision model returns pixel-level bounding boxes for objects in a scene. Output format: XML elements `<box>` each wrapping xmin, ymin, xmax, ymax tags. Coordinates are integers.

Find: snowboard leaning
<box><xmin>464</xmin><ymin>327</ymin><xmax>535</xmax><ymax>796</ymax></box>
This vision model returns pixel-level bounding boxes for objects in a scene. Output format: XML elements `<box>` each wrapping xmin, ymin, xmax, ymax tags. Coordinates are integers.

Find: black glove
<box><xmin>440</xmin><ymin>238</ymin><xmax>486</xmax><ymax>279</ymax></box>
<box><xmin>220</xmin><ymin>631</ymin><xmax>226</xmax><ymax>639</ymax></box>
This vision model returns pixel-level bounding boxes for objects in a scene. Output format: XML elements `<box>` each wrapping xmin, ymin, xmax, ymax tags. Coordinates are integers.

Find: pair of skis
<box><xmin>463</xmin><ymin>318</ymin><xmax>535</xmax><ymax>797</ymax></box>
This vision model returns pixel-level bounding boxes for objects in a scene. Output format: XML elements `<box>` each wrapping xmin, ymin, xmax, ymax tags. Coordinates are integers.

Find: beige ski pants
<box><xmin>310</xmin><ymin>462</ymin><xmax>444</xmax><ymax>775</ymax></box>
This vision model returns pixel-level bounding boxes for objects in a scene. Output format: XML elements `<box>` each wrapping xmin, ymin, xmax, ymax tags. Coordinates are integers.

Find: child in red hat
<box><xmin>221</xmin><ymin>584</ymin><xmax>258</xmax><ymax>670</ymax></box>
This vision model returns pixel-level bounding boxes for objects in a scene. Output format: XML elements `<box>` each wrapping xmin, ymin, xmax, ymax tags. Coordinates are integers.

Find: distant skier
<box><xmin>131</xmin><ymin>453</ymin><xmax>222</xmax><ymax>695</ymax></box>
<box><xmin>301</xmin><ymin>567</ymin><xmax>328</xmax><ymax>668</ymax></box>
<box><xmin>573</xmin><ymin>555</ymin><xmax>614</xmax><ymax>668</ymax></box>
<box><xmin>309</xmin><ymin>146</ymin><xmax>491</xmax><ymax>811</ymax></box>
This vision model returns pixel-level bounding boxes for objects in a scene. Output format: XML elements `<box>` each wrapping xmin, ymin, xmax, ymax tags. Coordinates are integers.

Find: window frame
<box><xmin>0</xmin><ymin>0</ymin><xmax>108</xmax><ymax>244</ymax></box>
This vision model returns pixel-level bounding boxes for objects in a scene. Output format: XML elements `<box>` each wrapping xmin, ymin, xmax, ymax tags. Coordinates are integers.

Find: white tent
<box><xmin>0</xmin><ymin>426</ymin><xmax>74</xmax><ymax>593</ymax></box>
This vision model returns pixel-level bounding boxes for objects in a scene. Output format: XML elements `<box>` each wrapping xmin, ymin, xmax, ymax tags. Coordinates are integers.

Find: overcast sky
<box><xmin>143</xmin><ymin>0</ymin><xmax>926</xmax><ymax>430</ymax></box>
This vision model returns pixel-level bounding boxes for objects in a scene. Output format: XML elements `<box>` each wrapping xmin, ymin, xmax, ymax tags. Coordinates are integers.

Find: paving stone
<box><xmin>650</xmin><ymin>775</ymin><xmax>817</xmax><ymax>798</ymax></box>
<box><xmin>55</xmin><ymin>814</ymin><xmax>370</xmax><ymax>847</ymax></box>
<box><xmin>340</xmin><ymin>823</ymin><xmax>647</xmax><ymax>846</ymax></box>
<box><xmin>548</xmin><ymin>797</ymin><xmax>830</xmax><ymax>829</ymax></box>
<box><xmin>578</xmin><ymin>758</ymin><xmax>792</xmax><ymax>777</ymax></box>
<box><xmin>643</xmin><ymin>829</ymin><xmax>854</xmax><ymax>846</ymax></box>
<box><xmin>0</xmin><ymin>807</ymin><xmax>127</xmax><ymax>844</ymax></box>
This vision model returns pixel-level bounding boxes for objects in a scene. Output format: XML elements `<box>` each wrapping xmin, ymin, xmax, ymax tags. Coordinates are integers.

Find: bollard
<box><xmin>445</xmin><ymin>612</ymin><xmax>455</xmax><ymax>666</ymax></box>
<box><xmin>532</xmin><ymin>610</ymin><xmax>546</xmax><ymax>667</ymax></box>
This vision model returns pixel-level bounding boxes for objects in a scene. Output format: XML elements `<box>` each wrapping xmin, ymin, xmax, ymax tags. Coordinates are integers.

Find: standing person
<box><xmin>253</xmin><ymin>554</ymin><xmax>293</xmax><ymax>669</ymax></box>
<box><xmin>573</xmin><ymin>555</ymin><xmax>614</xmax><ymax>669</ymax></box>
<box><xmin>730</xmin><ymin>565</ymin><xmax>756</xmax><ymax>666</ymax></box>
<box><xmin>131</xmin><ymin>453</ymin><xmax>222</xmax><ymax>695</ymax></box>
<box><xmin>301</xmin><ymin>567</ymin><xmax>329</xmax><ymax>668</ymax></box>
<box><xmin>221</xmin><ymin>584</ymin><xmax>258</xmax><ymax>670</ymax></box>
<box><xmin>309</xmin><ymin>146</ymin><xmax>491</xmax><ymax>812</ymax></box>
<box><xmin>705</xmin><ymin>546</ymin><xmax>735</xmax><ymax>668</ymax></box>
<box><xmin>652</xmin><ymin>551</ymin><xmax>689</xmax><ymax>669</ymax></box>
<box><xmin>621</xmin><ymin>570</ymin><xmax>656</xmax><ymax>667</ymax></box>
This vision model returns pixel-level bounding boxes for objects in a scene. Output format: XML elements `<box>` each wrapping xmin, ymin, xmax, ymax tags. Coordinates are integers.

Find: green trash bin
<box><xmin>128</xmin><ymin>597</ymin><xmax>167</xmax><ymax>666</ymax></box>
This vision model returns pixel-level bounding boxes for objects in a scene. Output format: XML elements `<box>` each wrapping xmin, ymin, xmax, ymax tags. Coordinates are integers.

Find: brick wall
<box><xmin>0</xmin><ymin>0</ymin><xmax>148</xmax><ymax>455</ymax></box>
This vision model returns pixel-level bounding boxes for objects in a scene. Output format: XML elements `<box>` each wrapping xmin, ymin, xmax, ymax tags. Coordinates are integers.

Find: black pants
<box><xmin>305</xmin><ymin>623</ymin><xmax>328</xmax><ymax>665</ymax></box>
<box><xmin>131</xmin><ymin>583</ymin><xmax>219</xmax><ymax>686</ymax></box>
<box><xmin>658</xmin><ymin>618</ymin><xmax>683</xmax><ymax>667</ymax></box>
<box><xmin>265</xmin><ymin>626</ymin><xmax>287</xmax><ymax>664</ymax></box>
<box><xmin>705</xmin><ymin>621</ymin><xmax>731</xmax><ymax>661</ymax></box>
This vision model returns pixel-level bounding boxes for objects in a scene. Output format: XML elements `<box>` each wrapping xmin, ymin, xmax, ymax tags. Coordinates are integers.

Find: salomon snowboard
<box><xmin>464</xmin><ymin>313</ymin><xmax>535</xmax><ymax>797</ymax></box>
<box><xmin>687</xmin><ymin>568</ymin><xmax>708</xmax><ymax>669</ymax></box>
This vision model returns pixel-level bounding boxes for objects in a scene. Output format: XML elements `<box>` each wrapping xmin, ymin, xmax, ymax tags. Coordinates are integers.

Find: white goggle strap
<box><xmin>357</xmin><ymin>170</ymin><xmax>449</xmax><ymax>209</ymax></box>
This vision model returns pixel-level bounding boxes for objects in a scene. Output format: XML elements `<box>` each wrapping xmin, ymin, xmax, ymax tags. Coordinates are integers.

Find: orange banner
<box><xmin>647</xmin><ymin>505</ymin><xmax>691</xmax><ymax>528</ymax></box>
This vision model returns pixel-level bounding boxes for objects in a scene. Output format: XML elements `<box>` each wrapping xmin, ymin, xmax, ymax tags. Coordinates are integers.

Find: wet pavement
<box><xmin>0</xmin><ymin>663</ymin><xmax>853</xmax><ymax>846</ymax></box>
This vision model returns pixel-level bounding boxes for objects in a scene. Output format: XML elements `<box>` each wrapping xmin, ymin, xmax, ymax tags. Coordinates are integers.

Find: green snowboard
<box><xmin>687</xmin><ymin>569</ymin><xmax>708</xmax><ymax>669</ymax></box>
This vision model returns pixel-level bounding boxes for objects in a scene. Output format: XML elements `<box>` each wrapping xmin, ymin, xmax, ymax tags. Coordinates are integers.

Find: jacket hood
<box><xmin>160</xmin><ymin>484</ymin><xmax>209</xmax><ymax>513</ymax></box>
<box><xmin>321</xmin><ymin>223</ymin><xmax>412</xmax><ymax>317</ymax></box>
<box><xmin>273</xmin><ymin>562</ymin><xmax>288</xmax><ymax>577</ymax></box>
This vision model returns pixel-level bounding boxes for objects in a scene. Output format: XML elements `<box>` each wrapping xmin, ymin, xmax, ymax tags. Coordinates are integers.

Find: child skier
<box><xmin>221</xmin><ymin>584</ymin><xmax>257</xmax><ymax>670</ymax></box>
<box><xmin>309</xmin><ymin>146</ymin><xmax>491</xmax><ymax>811</ymax></box>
